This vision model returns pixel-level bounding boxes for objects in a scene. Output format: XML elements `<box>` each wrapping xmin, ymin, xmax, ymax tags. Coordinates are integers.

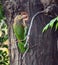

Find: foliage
<box><xmin>0</xmin><ymin>3</ymin><xmax>9</xmax><ymax>65</ymax></box>
<box><xmin>42</xmin><ymin>16</ymin><xmax>58</xmax><ymax>32</ymax></box>
<box><xmin>0</xmin><ymin>2</ymin><xmax>5</xmax><ymax>21</ymax></box>
<box><xmin>0</xmin><ymin>48</ymin><xmax>10</xmax><ymax>65</ymax></box>
<box><xmin>0</xmin><ymin>4</ymin><xmax>8</xmax><ymax>43</ymax></box>
<box><xmin>0</xmin><ymin>19</ymin><xmax>8</xmax><ymax>43</ymax></box>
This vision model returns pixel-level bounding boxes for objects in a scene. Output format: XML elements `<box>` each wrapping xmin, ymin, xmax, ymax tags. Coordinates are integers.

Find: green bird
<box><xmin>13</xmin><ymin>14</ymin><xmax>28</xmax><ymax>54</ymax></box>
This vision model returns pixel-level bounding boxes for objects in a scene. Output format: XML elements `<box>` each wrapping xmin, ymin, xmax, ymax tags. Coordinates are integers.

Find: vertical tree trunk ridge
<box><xmin>1</xmin><ymin>0</ymin><xmax>58</xmax><ymax>65</ymax></box>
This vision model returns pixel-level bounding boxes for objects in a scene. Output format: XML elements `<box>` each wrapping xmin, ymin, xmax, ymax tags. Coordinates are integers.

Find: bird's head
<box><xmin>14</xmin><ymin>12</ymin><xmax>29</xmax><ymax>26</ymax></box>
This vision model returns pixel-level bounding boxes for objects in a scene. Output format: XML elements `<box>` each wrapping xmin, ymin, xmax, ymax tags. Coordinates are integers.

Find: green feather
<box><xmin>13</xmin><ymin>19</ymin><xmax>28</xmax><ymax>53</ymax></box>
<box><xmin>18</xmin><ymin>42</ymin><xmax>27</xmax><ymax>54</ymax></box>
<box><xmin>13</xmin><ymin>24</ymin><xmax>24</xmax><ymax>40</ymax></box>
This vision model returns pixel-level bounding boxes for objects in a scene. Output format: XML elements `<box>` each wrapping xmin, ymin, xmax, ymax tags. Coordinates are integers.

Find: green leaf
<box><xmin>42</xmin><ymin>16</ymin><xmax>58</xmax><ymax>33</ymax></box>
<box><xmin>2</xmin><ymin>45</ymin><xmax>8</xmax><ymax>48</ymax></box>
<box><xmin>0</xmin><ymin>37</ymin><xmax>3</xmax><ymax>43</ymax></box>
<box><xmin>49</xmin><ymin>17</ymin><xmax>57</xmax><ymax>29</ymax></box>
<box><xmin>42</xmin><ymin>23</ymin><xmax>49</xmax><ymax>33</ymax></box>
<box><xmin>55</xmin><ymin>22</ymin><xmax>58</xmax><ymax>31</ymax></box>
<box><xmin>3</xmin><ymin>35</ymin><xmax>8</xmax><ymax>42</ymax></box>
<box><xmin>0</xmin><ymin>4</ymin><xmax>4</xmax><ymax>20</ymax></box>
<box><xmin>56</xmin><ymin>16</ymin><xmax>58</xmax><ymax>21</ymax></box>
<box><xmin>0</xmin><ymin>35</ymin><xmax>8</xmax><ymax>43</ymax></box>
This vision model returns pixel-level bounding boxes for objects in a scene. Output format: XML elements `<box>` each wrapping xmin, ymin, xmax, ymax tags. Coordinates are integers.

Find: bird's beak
<box><xmin>21</xmin><ymin>12</ymin><xmax>29</xmax><ymax>22</ymax></box>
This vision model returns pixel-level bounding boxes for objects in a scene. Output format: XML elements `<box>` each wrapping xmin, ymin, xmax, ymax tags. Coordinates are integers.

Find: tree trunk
<box><xmin>2</xmin><ymin>0</ymin><xmax>58</xmax><ymax>65</ymax></box>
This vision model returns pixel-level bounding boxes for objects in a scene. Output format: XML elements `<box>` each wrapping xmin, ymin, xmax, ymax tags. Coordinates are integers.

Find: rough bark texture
<box><xmin>1</xmin><ymin>0</ymin><xmax>58</xmax><ymax>65</ymax></box>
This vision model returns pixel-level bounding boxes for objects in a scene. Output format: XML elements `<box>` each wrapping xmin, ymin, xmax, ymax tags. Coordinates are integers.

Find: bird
<box><xmin>13</xmin><ymin>12</ymin><xmax>29</xmax><ymax>54</ymax></box>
